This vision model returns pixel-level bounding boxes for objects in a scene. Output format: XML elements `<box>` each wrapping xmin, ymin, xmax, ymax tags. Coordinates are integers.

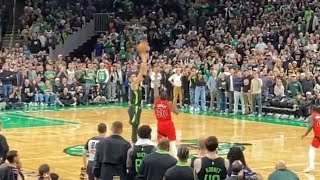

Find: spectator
<box><xmin>138</xmin><ymin>138</ymin><xmax>177</xmax><ymax>180</ymax></box>
<box><xmin>268</xmin><ymin>161</ymin><xmax>299</xmax><ymax>180</ymax></box>
<box><xmin>225</xmin><ymin>160</ymin><xmax>244</xmax><ymax>180</ymax></box>
<box><xmin>56</xmin><ymin>88</ymin><xmax>76</xmax><ymax>106</ymax></box>
<box><xmin>0</xmin><ymin>150</ymin><xmax>23</xmax><ymax>180</ymax></box>
<box><xmin>207</xmin><ymin>70</ymin><xmax>219</xmax><ymax>111</ymax></box>
<box><xmin>287</xmin><ymin>74</ymin><xmax>303</xmax><ymax>97</ymax></box>
<box><xmin>0</xmin><ymin>121</ymin><xmax>8</xmax><ymax>165</ymax></box>
<box><xmin>242</xmin><ymin>70</ymin><xmax>252</xmax><ymax>114</ymax></box>
<box><xmin>0</xmin><ymin>63</ymin><xmax>15</xmax><ymax>103</ymax></box>
<box><xmin>169</xmin><ymin>68</ymin><xmax>183</xmax><ymax>106</ymax></box>
<box><xmin>274</xmin><ymin>79</ymin><xmax>285</xmax><ymax>97</ymax></box>
<box><xmin>233</xmin><ymin>70</ymin><xmax>245</xmax><ymax>115</ymax></box>
<box><xmin>218</xmin><ymin>73</ymin><xmax>227</xmax><ymax>113</ymax></box>
<box><xmin>251</xmin><ymin>71</ymin><xmax>263</xmax><ymax>117</ymax></box>
<box><xmin>194</xmin><ymin>72</ymin><xmax>206</xmax><ymax>111</ymax></box>
<box><xmin>38</xmin><ymin>164</ymin><xmax>50</xmax><ymax>180</ymax></box>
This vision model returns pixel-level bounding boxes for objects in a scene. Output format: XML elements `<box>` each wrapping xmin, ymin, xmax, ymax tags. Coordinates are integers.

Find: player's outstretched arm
<box><xmin>132</xmin><ymin>42</ymin><xmax>148</xmax><ymax>87</ymax></box>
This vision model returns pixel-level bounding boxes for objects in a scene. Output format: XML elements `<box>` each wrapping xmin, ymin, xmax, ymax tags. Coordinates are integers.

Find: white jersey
<box><xmin>85</xmin><ymin>137</ymin><xmax>104</xmax><ymax>161</ymax></box>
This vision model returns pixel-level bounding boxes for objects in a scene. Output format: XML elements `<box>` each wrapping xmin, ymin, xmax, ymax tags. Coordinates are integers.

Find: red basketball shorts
<box><xmin>312</xmin><ymin>137</ymin><xmax>320</xmax><ymax>148</ymax></box>
<box><xmin>157</xmin><ymin>121</ymin><xmax>176</xmax><ymax>141</ymax></box>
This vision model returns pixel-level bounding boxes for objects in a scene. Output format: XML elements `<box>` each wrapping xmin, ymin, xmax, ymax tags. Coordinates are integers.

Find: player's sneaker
<box><xmin>303</xmin><ymin>166</ymin><xmax>314</xmax><ymax>173</ymax></box>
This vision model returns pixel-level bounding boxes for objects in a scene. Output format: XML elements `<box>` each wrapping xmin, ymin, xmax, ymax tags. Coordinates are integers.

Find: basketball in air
<box><xmin>137</xmin><ymin>42</ymin><xmax>149</xmax><ymax>53</ymax></box>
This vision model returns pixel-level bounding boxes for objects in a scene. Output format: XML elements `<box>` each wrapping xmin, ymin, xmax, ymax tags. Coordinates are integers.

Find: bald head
<box><xmin>231</xmin><ymin>160</ymin><xmax>243</xmax><ymax>174</ymax></box>
<box><xmin>275</xmin><ymin>160</ymin><xmax>287</xmax><ymax>170</ymax></box>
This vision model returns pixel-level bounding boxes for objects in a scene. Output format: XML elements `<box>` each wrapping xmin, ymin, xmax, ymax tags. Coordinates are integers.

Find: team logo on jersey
<box><xmin>63</xmin><ymin>140</ymin><xmax>251</xmax><ymax>156</ymax></box>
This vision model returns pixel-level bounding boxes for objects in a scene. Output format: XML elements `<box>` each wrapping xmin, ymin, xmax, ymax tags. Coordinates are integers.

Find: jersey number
<box><xmin>156</xmin><ymin>108</ymin><xmax>168</xmax><ymax>118</ymax></box>
<box><xmin>135</xmin><ymin>159</ymin><xmax>142</xmax><ymax>173</ymax></box>
<box><xmin>204</xmin><ymin>175</ymin><xmax>220</xmax><ymax>180</ymax></box>
<box><xmin>90</xmin><ymin>141</ymin><xmax>98</xmax><ymax>150</ymax></box>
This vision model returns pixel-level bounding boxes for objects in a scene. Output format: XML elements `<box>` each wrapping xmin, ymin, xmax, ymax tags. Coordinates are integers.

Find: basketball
<box><xmin>136</xmin><ymin>41</ymin><xmax>149</xmax><ymax>53</ymax></box>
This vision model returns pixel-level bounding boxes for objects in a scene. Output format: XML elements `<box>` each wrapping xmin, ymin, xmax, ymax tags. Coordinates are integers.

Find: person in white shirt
<box><xmin>96</xmin><ymin>63</ymin><xmax>109</xmax><ymax>97</ymax></box>
<box><xmin>274</xmin><ymin>78</ymin><xmax>285</xmax><ymax>97</ymax></box>
<box><xmin>150</xmin><ymin>66</ymin><xmax>162</xmax><ymax>104</ymax></box>
<box><xmin>250</xmin><ymin>71</ymin><xmax>263</xmax><ymax>117</ymax></box>
<box><xmin>169</xmin><ymin>68</ymin><xmax>183</xmax><ymax>106</ymax></box>
<box><xmin>255</xmin><ymin>37</ymin><xmax>268</xmax><ymax>53</ymax></box>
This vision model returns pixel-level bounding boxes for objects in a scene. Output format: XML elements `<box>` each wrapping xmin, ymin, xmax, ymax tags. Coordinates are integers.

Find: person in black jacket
<box><xmin>21</xmin><ymin>79</ymin><xmax>34</xmax><ymax>104</ymax></box>
<box><xmin>0</xmin><ymin>121</ymin><xmax>9</xmax><ymax>164</ymax></box>
<box><xmin>93</xmin><ymin>121</ymin><xmax>131</xmax><ymax>180</ymax></box>
<box><xmin>0</xmin><ymin>150</ymin><xmax>23</xmax><ymax>180</ymax></box>
<box><xmin>0</xmin><ymin>63</ymin><xmax>15</xmax><ymax>103</ymax></box>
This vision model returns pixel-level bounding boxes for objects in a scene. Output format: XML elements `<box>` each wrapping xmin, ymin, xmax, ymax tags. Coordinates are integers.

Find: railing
<box><xmin>9</xmin><ymin>0</ymin><xmax>16</xmax><ymax>48</ymax></box>
<box><xmin>49</xmin><ymin>19</ymin><xmax>95</xmax><ymax>60</ymax></box>
<box><xmin>94</xmin><ymin>13</ymin><xmax>115</xmax><ymax>33</ymax></box>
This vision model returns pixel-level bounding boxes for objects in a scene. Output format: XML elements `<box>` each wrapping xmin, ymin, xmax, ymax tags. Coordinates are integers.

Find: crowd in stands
<box><xmin>1</xmin><ymin>0</ymin><xmax>320</xmax><ymax>178</ymax></box>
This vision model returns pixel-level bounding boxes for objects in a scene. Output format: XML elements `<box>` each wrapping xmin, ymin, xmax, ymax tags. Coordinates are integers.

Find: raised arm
<box><xmin>132</xmin><ymin>43</ymin><xmax>149</xmax><ymax>88</ymax></box>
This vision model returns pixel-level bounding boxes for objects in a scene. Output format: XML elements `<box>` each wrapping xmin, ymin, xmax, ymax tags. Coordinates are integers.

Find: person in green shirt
<box><xmin>44</xmin><ymin>65</ymin><xmax>57</xmax><ymax>85</ymax></box>
<box><xmin>268</xmin><ymin>161</ymin><xmax>299</xmax><ymax>180</ymax></box>
<box><xmin>96</xmin><ymin>63</ymin><xmax>109</xmax><ymax>97</ymax></box>
<box><xmin>287</xmin><ymin>74</ymin><xmax>303</xmax><ymax>97</ymax></box>
<box><xmin>119</xmin><ymin>47</ymin><xmax>129</xmax><ymax>63</ymax></box>
<box><xmin>84</xmin><ymin>63</ymin><xmax>96</xmax><ymax>102</ymax></box>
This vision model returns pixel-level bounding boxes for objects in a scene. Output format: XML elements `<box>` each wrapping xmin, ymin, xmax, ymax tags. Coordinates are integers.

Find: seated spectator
<box><xmin>38</xmin><ymin>164</ymin><xmax>50</xmax><ymax>180</ymax></box>
<box><xmin>34</xmin><ymin>80</ymin><xmax>45</xmax><ymax>106</ymax></box>
<box><xmin>8</xmin><ymin>87</ymin><xmax>24</xmax><ymax>109</ymax></box>
<box><xmin>92</xmin><ymin>85</ymin><xmax>107</xmax><ymax>104</ymax></box>
<box><xmin>274</xmin><ymin>78</ymin><xmax>285</xmax><ymax>97</ymax></box>
<box><xmin>21</xmin><ymin>79</ymin><xmax>34</xmax><ymax>105</ymax></box>
<box><xmin>226</xmin><ymin>160</ymin><xmax>244</xmax><ymax>180</ymax></box>
<box><xmin>44</xmin><ymin>80</ymin><xmax>56</xmax><ymax>106</ymax></box>
<box><xmin>75</xmin><ymin>86</ymin><xmax>86</xmax><ymax>106</ymax></box>
<box><xmin>227</xmin><ymin>146</ymin><xmax>258</xmax><ymax>179</ymax></box>
<box><xmin>57</xmin><ymin>88</ymin><xmax>76</xmax><ymax>107</ymax></box>
<box><xmin>268</xmin><ymin>161</ymin><xmax>299</xmax><ymax>180</ymax></box>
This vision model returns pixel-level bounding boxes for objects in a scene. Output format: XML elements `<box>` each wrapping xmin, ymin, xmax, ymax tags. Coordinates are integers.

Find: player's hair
<box><xmin>97</xmin><ymin>123</ymin><xmax>107</xmax><ymax>134</ymax></box>
<box><xmin>160</xmin><ymin>89</ymin><xmax>168</xmax><ymax>100</ymax></box>
<box><xmin>50</xmin><ymin>173</ymin><xmax>60</xmax><ymax>180</ymax></box>
<box><xmin>205</xmin><ymin>136</ymin><xmax>219</xmax><ymax>152</ymax></box>
<box><xmin>6</xmin><ymin>150</ymin><xmax>18</xmax><ymax>164</ymax></box>
<box><xmin>158</xmin><ymin>137</ymin><xmax>170</xmax><ymax>151</ymax></box>
<box><xmin>38</xmin><ymin>164</ymin><xmax>50</xmax><ymax>176</ymax></box>
<box><xmin>227</xmin><ymin>146</ymin><xmax>247</xmax><ymax>166</ymax></box>
<box><xmin>177</xmin><ymin>146</ymin><xmax>189</xmax><ymax>160</ymax></box>
<box><xmin>112</xmin><ymin>121</ymin><xmax>123</xmax><ymax>134</ymax></box>
<box><xmin>138</xmin><ymin>125</ymin><xmax>152</xmax><ymax>139</ymax></box>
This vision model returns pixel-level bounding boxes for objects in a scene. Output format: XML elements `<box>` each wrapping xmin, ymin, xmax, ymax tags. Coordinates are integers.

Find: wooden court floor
<box><xmin>1</xmin><ymin>106</ymin><xmax>318</xmax><ymax>180</ymax></box>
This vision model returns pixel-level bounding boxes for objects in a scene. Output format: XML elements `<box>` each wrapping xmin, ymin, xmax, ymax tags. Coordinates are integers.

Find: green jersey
<box><xmin>97</xmin><ymin>69</ymin><xmax>108</xmax><ymax>83</ymax></box>
<box><xmin>44</xmin><ymin>70</ymin><xmax>56</xmax><ymax>84</ymax></box>
<box><xmin>85</xmin><ymin>69</ymin><xmax>96</xmax><ymax>85</ymax></box>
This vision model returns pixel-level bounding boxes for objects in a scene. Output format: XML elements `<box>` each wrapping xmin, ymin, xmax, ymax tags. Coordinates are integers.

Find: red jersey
<box><xmin>312</xmin><ymin>111</ymin><xmax>320</xmax><ymax>137</ymax></box>
<box><xmin>154</xmin><ymin>99</ymin><xmax>172</xmax><ymax>122</ymax></box>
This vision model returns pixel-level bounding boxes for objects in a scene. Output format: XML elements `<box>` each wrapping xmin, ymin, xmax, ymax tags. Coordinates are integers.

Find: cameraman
<box><xmin>57</xmin><ymin>88</ymin><xmax>76</xmax><ymax>106</ymax></box>
<box><xmin>75</xmin><ymin>86</ymin><xmax>86</xmax><ymax>105</ymax></box>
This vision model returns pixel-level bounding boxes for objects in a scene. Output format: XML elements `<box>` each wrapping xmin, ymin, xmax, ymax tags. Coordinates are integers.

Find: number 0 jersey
<box><xmin>84</xmin><ymin>136</ymin><xmax>105</xmax><ymax>161</ymax></box>
<box><xmin>312</xmin><ymin>111</ymin><xmax>320</xmax><ymax>137</ymax></box>
<box><xmin>154</xmin><ymin>99</ymin><xmax>172</xmax><ymax>122</ymax></box>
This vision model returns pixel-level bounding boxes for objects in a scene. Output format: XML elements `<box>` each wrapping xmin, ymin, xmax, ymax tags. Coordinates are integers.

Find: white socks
<box><xmin>170</xmin><ymin>141</ymin><xmax>178</xmax><ymax>158</ymax></box>
<box><xmin>309</xmin><ymin>145</ymin><xmax>316</xmax><ymax>169</ymax></box>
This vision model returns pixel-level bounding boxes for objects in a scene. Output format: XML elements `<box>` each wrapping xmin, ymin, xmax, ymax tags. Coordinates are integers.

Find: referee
<box><xmin>0</xmin><ymin>121</ymin><xmax>9</xmax><ymax>165</ymax></box>
<box><xmin>93</xmin><ymin>121</ymin><xmax>131</xmax><ymax>180</ymax></box>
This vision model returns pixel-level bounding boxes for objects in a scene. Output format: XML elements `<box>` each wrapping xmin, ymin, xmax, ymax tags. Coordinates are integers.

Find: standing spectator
<box><xmin>108</xmin><ymin>67</ymin><xmax>118</xmax><ymax>101</ymax></box>
<box><xmin>0</xmin><ymin>64</ymin><xmax>15</xmax><ymax>103</ymax></box>
<box><xmin>233</xmin><ymin>70</ymin><xmax>245</xmax><ymax>115</ymax></box>
<box><xmin>218</xmin><ymin>73</ymin><xmax>227</xmax><ymax>113</ymax></box>
<box><xmin>93</xmin><ymin>121</ymin><xmax>131</xmax><ymax>180</ymax></box>
<box><xmin>169</xmin><ymin>68</ymin><xmax>183</xmax><ymax>106</ymax></box>
<box><xmin>287</xmin><ymin>74</ymin><xmax>303</xmax><ymax>97</ymax></box>
<box><xmin>84</xmin><ymin>63</ymin><xmax>96</xmax><ymax>102</ymax></box>
<box><xmin>226</xmin><ymin>69</ymin><xmax>235</xmax><ymax>113</ymax></box>
<box><xmin>44</xmin><ymin>80</ymin><xmax>56</xmax><ymax>106</ymax></box>
<box><xmin>116</xmin><ymin>64</ymin><xmax>125</xmax><ymax>102</ymax></box>
<box><xmin>44</xmin><ymin>64</ymin><xmax>56</xmax><ymax>85</ymax></box>
<box><xmin>0</xmin><ymin>122</ymin><xmax>8</xmax><ymax>164</ymax></box>
<box><xmin>194</xmin><ymin>72</ymin><xmax>206</xmax><ymax>111</ymax></box>
<box><xmin>188</xmin><ymin>69</ymin><xmax>197</xmax><ymax>110</ymax></box>
<box><xmin>268</xmin><ymin>161</ymin><xmax>299</xmax><ymax>180</ymax></box>
<box><xmin>164</xmin><ymin>146</ymin><xmax>194</xmax><ymax>180</ymax></box>
<box><xmin>161</xmin><ymin>67</ymin><xmax>173</xmax><ymax>101</ymax></box>
<box><xmin>207</xmin><ymin>70</ymin><xmax>219</xmax><ymax>111</ymax></box>
<box><xmin>251</xmin><ymin>71</ymin><xmax>263</xmax><ymax>117</ymax></box>
<box><xmin>138</xmin><ymin>138</ymin><xmax>177</xmax><ymax>180</ymax></box>
<box><xmin>242</xmin><ymin>70</ymin><xmax>252</xmax><ymax>114</ymax></box>
<box><xmin>96</xmin><ymin>63</ymin><xmax>109</xmax><ymax>97</ymax></box>
<box><xmin>150</xmin><ymin>66</ymin><xmax>162</xmax><ymax>105</ymax></box>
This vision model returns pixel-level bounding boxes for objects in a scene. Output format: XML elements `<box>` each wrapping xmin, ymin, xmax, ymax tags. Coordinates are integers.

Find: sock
<box><xmin>170</xmin><ymin>141</ymin><xmax>178</xmax><ymax>158</ymax></box>
<box><xmin>309</xmin><ymin>145</ymin><xmax>316</xmax><ymax>169</ymax></box>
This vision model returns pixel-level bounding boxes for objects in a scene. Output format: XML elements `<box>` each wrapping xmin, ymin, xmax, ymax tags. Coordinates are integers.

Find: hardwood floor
<box><xmin>1</xmin><ymin>106</ymin><xmax>317</xmax><ymax>180</ymax></box>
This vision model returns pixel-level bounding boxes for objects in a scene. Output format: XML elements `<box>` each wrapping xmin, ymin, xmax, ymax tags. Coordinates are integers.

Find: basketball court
<box><xmin>0</xmin><ymin>104</ymin><xmax>316</xmax><ymax>180</ymax></box>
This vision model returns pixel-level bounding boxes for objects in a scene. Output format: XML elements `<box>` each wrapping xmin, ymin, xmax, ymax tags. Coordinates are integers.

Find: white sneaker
<box><xmin>304</xmin><ymin>166</ymin><xmax>314</xmax><ymax>173</ymax></box>
<box><xmin>190</xmin><ymin>106</ymin><xmax>194</xmax><ymax>111</ymax></box>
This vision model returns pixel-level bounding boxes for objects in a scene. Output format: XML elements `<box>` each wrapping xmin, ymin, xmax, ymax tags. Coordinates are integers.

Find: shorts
<box><xmin>87</xmin><ymin>161</ymin><xmax>95</xmax><ymax>180</ymax></box>
<box><xmin>157</xmin><ymin>121</ymin><xmax>176</xmax><ymax>141</ymax></box>
<box><xmin>312</xmin><ymin>137</ymin><xmax>320</xmax><ymax>148</ymax></box>
<box><xmin>128</xmin><ymin>105</ymin><xmax>142</xmax><ymax>126</ymax></box>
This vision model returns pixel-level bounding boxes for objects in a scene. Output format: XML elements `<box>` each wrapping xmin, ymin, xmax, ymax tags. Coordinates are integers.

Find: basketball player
<box><xmin>128</xmin><ymin>42</ymin><xmax>149</xmax><ymax>144</ymax></box>
<box><xmin>126</xmin><ymin>125</ymin><xmax>156</xmax><ymax>180</ymax></box>
<box><xmin>301</xmin><ymin>105</ymin><xmax>320</xmax><ymax>173</ymax></box>
<box><xmin>153</xmin><ymin>77</ymin><xmax>179</xmax><ymax>156</ymax></box>
<box><xmin>194</xmin><ymin>136</ymin><xmax>229</xmax><ymax>180</ymax></box>
<box><xmin>82</xmin><ymin>123</ymin><xmax>107</xmax><ymax>180</ymax></box>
